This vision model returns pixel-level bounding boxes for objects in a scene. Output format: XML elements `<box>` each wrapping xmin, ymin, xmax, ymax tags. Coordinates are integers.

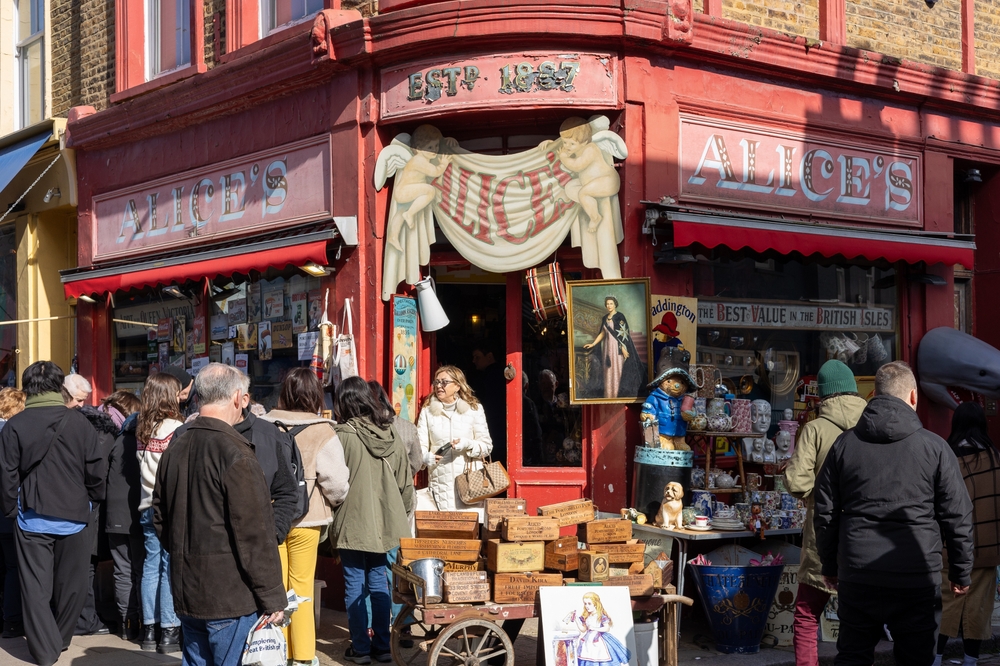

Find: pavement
<box><xmin>0</xmin><ymin>609</ymin><xmax>995</xmax><ymax>665</ymax></box>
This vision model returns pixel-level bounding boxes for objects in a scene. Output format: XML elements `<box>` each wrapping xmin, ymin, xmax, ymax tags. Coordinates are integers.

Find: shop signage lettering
<box><xmin>381</xmin><ymin>53</ymin><xmax>617</xmax><ymax>121</ymax></box>
<box><xmin>680</xmin><ymin>117</ymin><xmax>921</xmax><ymax>226</ymax></box>
<box><xmin>376</xmin><ymin>116</ymin><xmax>627</xmax><ymax>300</ymax></box>
<box><xmin>699</xmin><ymin>300</ymin><xmax>894</xmax><ymax>332</ymax></box>
<box><xmin>93</xmin><ymin>136</ymin><xmax>332</xmax><ymax>261</ymax></box>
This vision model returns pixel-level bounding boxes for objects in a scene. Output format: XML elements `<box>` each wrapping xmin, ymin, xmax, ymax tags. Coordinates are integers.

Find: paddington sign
<box><xmin>680</xmin><ymin>117</ymin><xmax>921</xmax><ymax>226</ymax></box>
<box><xmin>380</xmin><ymin>52</ymin><xmax>618</xmax><ymax>121</ymax></box>
<box><xmin>699</xmin><ymin>300</ymin><xmax>895</xmax><ymax>332</ymax></box>
<box><xmin>93</xmin><ymin>135</ymin><xmax>332</xmax><ymax>261</ymax></box>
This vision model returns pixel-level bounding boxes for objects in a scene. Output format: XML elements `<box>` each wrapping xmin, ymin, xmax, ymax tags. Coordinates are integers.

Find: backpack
<box><xmin>275</xmin><ymin>422</ymin><xmax>315</xmax><ymax>521</ymax></box>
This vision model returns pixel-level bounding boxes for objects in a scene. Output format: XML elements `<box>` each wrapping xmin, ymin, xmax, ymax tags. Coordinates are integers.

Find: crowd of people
<box><xmin>0</xmin><ymin>352</ymin><xmax>995</xmax><ymax>666</ymax></box>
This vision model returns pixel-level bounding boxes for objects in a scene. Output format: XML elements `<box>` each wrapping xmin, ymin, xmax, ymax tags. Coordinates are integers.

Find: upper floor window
<box><xmin>16</xmin><ymin>0</ymin><xmax>44</xmax><ymax>128</ymax></box>
<box><xmin>261</xmin><ymin>0</ymin><xmax>323</xmax><ymax>36</ymax></box>
<box><xmin>146</xmin><ymin>0</ymin><xmax>191</xmax><ymax>79</ymax></box>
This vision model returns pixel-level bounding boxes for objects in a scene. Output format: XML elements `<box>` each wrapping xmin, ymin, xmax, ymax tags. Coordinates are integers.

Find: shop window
<box><xmin>111</xmin><ymin>270</ymin><xmax>329</xmax><ymax>408</ymax></box>
<box><xmin>260</xmin><ymin>0</ymin><xmax>323</xmax><ymax>36</ymax></box>
<box><xmin>16</xmin><ymin>0</ymin><xmax>44</xmax><ymax>128</ymax></box>
<box><xmin>0</xmin><ymin>227</ymin><xmax>17</xmax><ymax>386</ymax></box>
<box><xmin>955</xmin><ymin>270</ymin><xmax>973</xmax><ymax>333</ymax></box>
<box><xmin>146</xmin><ymin>0</ymin><xmax>192</xmax><ymax>78</ymax></box>
<box><xmin>694</xmin><ymin>256</ymin><xmax>897</xmax><ymax>427</ymax></box>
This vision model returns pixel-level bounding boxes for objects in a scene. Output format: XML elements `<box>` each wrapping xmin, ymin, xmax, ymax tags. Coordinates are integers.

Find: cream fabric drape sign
<box><xmin>375</xmin><ymin>115</ymin><xmax>627</xmax><ymax>301</ymax></box>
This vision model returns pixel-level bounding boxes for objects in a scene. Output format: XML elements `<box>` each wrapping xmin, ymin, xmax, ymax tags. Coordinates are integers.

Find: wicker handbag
<box><xmin>456</xmin><ymin>457</ymin><xmax>511</xmax><ymax>504</ymax></box>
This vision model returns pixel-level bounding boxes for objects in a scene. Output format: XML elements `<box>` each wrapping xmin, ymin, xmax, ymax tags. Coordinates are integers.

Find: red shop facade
<box><xmin>63</xmin><ymin>0</ymin><xmax>1000</xmax><ymax>516</ymax></box>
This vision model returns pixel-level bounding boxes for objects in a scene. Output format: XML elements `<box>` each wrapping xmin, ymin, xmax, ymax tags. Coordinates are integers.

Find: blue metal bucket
<box><xmin>687</xmin><ymin>564</ymin><xmax>784</xmax><ymax>654</ymax></box>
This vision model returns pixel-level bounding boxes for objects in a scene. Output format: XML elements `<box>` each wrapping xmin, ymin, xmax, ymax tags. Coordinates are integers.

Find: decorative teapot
<box><xmin>715</xmin><ymin>471</ymin><xmax>739</xmax><ymax>489</ymax></box>
<box><xmin>707</xmin><ymin>413</ymin><xmax>732</xmax><ymax>432</ymax></box>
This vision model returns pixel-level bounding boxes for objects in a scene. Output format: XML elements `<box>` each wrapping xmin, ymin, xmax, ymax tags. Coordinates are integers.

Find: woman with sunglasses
<box><xmin>415</xmin><ymin>366</ymin><xmax>493</xmax><ymax>511</ymax></box>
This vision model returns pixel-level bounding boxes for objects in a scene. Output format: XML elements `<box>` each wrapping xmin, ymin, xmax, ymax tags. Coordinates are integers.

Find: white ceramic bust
<box><xmin>750</xmin><ymin>438</ymin><xmax>764</xmax><ymax>463</ymax></box>
<box><xmin>762</xmin><ymin>438</ymin><xmax>777</xmax><ymax>464</ymax></box>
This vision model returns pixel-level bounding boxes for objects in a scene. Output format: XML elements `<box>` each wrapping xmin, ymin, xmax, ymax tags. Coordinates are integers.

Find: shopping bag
<box><xmin>456</xmin><ymin>457</ymin><xmax>510</xmax><ymax>504</ymax></box>
<box><xmin>330</xmin><ymin>298</ymin><xmax>359</xmax><ymax>389</ymax></box>
<box><xmin>241</xmin><ymin>616</ymin><xmax>286</xmax><ymax>666</ymax></box>
<box><xmin>310</xmin><ymin>289</ymin><xmax>335</xmax><ymax>384</ymax></box>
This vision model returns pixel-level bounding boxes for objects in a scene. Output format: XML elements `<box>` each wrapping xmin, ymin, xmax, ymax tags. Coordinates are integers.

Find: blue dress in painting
<box><xmin>575</xmin><ymin>613</ymin><xmax>631</xmax><ymax>666</ymax></box>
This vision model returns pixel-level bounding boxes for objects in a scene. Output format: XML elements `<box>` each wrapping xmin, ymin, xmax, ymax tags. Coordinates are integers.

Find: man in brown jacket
<box><xmin>153</xmin><ymin>363</ymin><xmax>286</xmax><ymax>666</ymax></box>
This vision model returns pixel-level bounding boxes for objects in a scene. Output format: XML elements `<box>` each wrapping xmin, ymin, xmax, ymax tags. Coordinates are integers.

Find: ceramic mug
<box><xmin>694</xmin><ymin>515</ymin><xmax>709</xmax><ymax>528</ymax></box>
<box><xmin>731</xmin><ymin>399</ymin><xmax>752</xmax><ymax>433</ymax></box>
<box><xmin>707</xmin><ymin>398</ymin><xmax>730</xmax><ymax>418</ymax></box>
<box><xmin>751</xmin><ymin>399</ymin><xmax>772</xmax><ymax>434</ymax></box>
<box><xmin>691</xmin><ymin>468</ymin><xmax>706</xmax><ymax>489</ymax></box>
<box><xmin>745</xmin><ymin>473</ymin><xmax>762</xmax><ymax>492</ymax></box>
<box><xmin>781</xmin><ymin>493</ymin><xmax>797</xmax><ymax>511</ymax></box>
<box><xmin>764</xmin><ymin>491</ymin><xmax>780</xmax><ymax>511</ymax></box>
<box><xmin>693</xmin><ymin>397</ymin><xmax>707</xmax><ymax>416</ymax></box>
<box><xmin>734</xmin><ymin>503</ymin><xmax>751</xmax><ymax>524</ymax></box>
<box><xmin>691</xmin><ymin>490</ymin><xmax>714</xmax><ymax>519</ymax></box>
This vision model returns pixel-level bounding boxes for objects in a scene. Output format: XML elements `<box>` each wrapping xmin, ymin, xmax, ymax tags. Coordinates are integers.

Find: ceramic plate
<box><xmin>685</xmin><ymin>524</ymin><xmax>713</xmax><ymax>532</ymax></box>
<box><xmin>713</xmin><ymin>524</ymin><xmax>749</xmax><ymax>531</ymax></box>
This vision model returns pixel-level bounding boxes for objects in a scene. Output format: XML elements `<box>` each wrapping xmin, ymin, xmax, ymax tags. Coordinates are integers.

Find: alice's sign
<box><xmin>380</xmin><ymin>53</ymin><xmax>618</xmax><ymax>121</ymax></box>
<box><xmin>375</xmin><ymin>116</ymin><xmax>627</xmax><ymax>301</ymax></box>
<box><xmin>93</xmin><ymin>136</ymin><xmax>332</xmax><ymax>261</ymax></box>
<box><xmin>698</xmin><ymin>300</ymin><xmax>895</xmax><ymax>332</ymax></box>
<box><xmin>680</xmin><ymin>117</ymin><xmax>921</xmax><ymax>227</ymax></box>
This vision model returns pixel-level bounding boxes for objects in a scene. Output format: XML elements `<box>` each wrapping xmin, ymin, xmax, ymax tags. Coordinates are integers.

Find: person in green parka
<box><xmin>783</xmin><ymin>360</ymin><xmax>867</xmax><ymax>666</ymax></box>
<box><xmin>332</xmin><ymin>376</ymin><xmax>414</xmax><ymax>665</ymax></box>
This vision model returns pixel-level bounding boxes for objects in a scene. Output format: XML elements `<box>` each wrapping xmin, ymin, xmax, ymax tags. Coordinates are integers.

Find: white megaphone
<box><xmin>414</xmin><ymin>276</ymin><xmax>450</xmax><ymax>332</ymax></box>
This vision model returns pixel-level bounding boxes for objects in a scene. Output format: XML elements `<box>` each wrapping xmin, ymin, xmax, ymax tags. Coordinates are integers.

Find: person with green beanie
<box><xmin>784</xmin><ymin>360</ymin><xmax>867</xmax><ymax>666</ymax></box>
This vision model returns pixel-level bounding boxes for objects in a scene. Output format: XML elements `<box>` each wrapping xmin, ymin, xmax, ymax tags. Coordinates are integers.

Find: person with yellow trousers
<box><xmin>262</xmin><ymin>368</ymin><xmax>350</xmax><ymax>666</ymax></box>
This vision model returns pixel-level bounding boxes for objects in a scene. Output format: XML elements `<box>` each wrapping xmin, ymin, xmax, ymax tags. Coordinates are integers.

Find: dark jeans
<box><xmin>341</xmin><ymin>549</ymin><xmax>391</xmax><ymax>656</ymax></box>
<box><xmin>835</xmin><ymin>580</ymin><xmax>941</xmax><ymax>666</ymax></box>
<box><xmin>0</xmin><ymin>530</ymin><xmax>21</xmax><ymax>625</ymax></box>
<box><xmin>179</xmin><ymin>613</ymin><xmax>258</xmax><ymax>666</ymax></box>
<box><xmin>108</xmin><ymin>533</ymin><xmax>144</xmax><ymax>622</ymax></box>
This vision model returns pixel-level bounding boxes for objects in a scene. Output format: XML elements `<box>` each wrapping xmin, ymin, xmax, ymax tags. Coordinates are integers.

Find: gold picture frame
<box><xmin>566</xmin><ymin>278</ymin><xmax>652</xmax><ymax>404</ymax></box>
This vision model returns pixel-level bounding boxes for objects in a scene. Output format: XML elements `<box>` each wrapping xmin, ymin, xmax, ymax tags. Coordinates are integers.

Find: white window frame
<box><xmin>144</xmin><ymin>0</ymin><xmax>191</xmax><ymax>81</ymax></box>
<box><xmin>15</xmin><ymin>0</ymin><xmax>45</xmax><ymax>129</ymax></box>
<box><xmin>260</xmin><ymin>0</ymin><xmax>323</xmax><ymax>38</ymax></box>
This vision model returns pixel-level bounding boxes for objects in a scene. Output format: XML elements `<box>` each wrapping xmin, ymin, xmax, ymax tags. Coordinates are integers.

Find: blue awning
<box><xmin>0</xmin><ymin>131</ymin><xmax>51</xmax><ymax>195</ymax></box>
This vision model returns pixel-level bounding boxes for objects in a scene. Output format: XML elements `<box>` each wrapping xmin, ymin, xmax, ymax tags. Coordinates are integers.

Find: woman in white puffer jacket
<box><xmin>416</xmin><ymin>365</ymin><xmax>493</xmax><ymax>511</ymax></box>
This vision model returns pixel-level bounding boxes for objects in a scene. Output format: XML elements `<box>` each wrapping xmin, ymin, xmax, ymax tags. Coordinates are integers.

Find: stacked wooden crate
<box><xmin>397</xmin><ymin>511</ymin><xmax>485</xmax><ymax>600</ymax></box>
<box><xmin>579</xmin><ymin>517</ymin><xmax>654</xmax><ymax>597</ymax></box>
<box><xmin>484</xmin><ymin>498</ymin><xmax>562</xmax><ymax>603</ymax></box>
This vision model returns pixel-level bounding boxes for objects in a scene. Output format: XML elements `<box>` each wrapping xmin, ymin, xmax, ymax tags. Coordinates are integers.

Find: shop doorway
<box><xmin>434</xmin><ymin>281</ymin><xmax>509</xmax><ymax>465</ymax></box>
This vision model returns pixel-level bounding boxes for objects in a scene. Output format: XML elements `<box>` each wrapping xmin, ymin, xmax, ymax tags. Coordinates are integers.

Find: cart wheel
<box><xmin>391</xmin><ymin>606</ymin><xmax>444</xmax><ymax>666</ymax></box>
<box><xmin>428</xmin><ymin>618</ymin><xmax>514</xmax><ymax>666</ymax></box>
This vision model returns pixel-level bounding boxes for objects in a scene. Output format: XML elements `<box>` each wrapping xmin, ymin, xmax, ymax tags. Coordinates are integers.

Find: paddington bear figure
<box><xmin>640</xmin><ymin>347</ymin><xmax>696</xmax><ymax>450</ymax></box>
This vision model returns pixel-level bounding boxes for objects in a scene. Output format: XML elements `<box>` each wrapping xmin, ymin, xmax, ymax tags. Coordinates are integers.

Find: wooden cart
<box><xmin>390</xmin><ymin>564</ymin><xmax>692</xmax><ymax>666</ymax></box>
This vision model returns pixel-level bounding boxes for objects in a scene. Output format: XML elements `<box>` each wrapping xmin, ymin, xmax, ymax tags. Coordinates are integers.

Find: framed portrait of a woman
<box><xmin>566</xmin><ymin>278</ymin><xmax>652</xmax><ymax>404</ymax></box>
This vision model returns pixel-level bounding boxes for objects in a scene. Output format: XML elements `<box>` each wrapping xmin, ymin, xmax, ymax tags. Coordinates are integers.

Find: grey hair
<box><xmin>539</xmin><ymin>369</ymin><xmax>558</xmax><ymax>384</ymax></box>
<box><xmin>874</xmin><ymin>361</ymin><xmax>916</xmax><ymax>400</ymax></box>
<box><xmin>63</xmin><ymin>374</ymin><xmax>93</xmax><ymax>400</ymax></box>
<box><xmin>194</xmin><ymin>363</ymin><xmax>248</xmax><ymax>406</ymax></box>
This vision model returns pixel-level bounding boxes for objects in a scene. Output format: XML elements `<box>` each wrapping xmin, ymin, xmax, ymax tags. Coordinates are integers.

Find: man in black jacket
<box><xmin>814</xmin><ymin>361</ymin><xmax>973</xmax><ymax>666</ymax></box>
<box><xmin>0</xmin><ymin>361</ymin><xmax>106</xmax><ymax>666</ymax></box>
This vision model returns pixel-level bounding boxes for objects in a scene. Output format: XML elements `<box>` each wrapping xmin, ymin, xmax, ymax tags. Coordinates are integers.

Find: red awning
<box><xmin>667</xmin><ymin>213</ymin><xmax>975</xmax><ymax>269</ymax></box>
<box><xmin>63</xmin><ymin>239</ymin><xmax>330</xmax><ymax>299</ymax></box>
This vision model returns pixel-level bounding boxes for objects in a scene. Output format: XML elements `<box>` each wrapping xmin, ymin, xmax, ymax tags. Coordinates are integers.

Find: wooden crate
<box><xmin>603</xmin><ymin>574</ymin><xmax>655</xmax><ymax>597</ymax></box>
<box><xmin>493</xmin><ymin>572</ymin><xmax>563</xmax><ymax>603</ymax></box>
<box><xmin>484</xmin><ymin>498</ymin><xmax>527</xmax><ymax>531</ymax></box>
<box><xmin>480</xmin><ymin>525</ymin><xmax>503</xmax><ymax>542</ymax></box>
<box><xmin>544</xmin><ymin>536</ymin><xmax>579</xmax><ymax>572</ymax></box>
<box><xmin>644</xmin><ymin>559</ymin><xmax>674</xmax><ymax>588</ymax></box>
<box><xmin>579</xmin><ymin>519</ymin><xmax>632</xmax><ymax>544</ymax></box>
<box><xmin>396</xmin><ymin>558</ymin><xmax>486</xmax><ymax>594</ymax></box>
<box><xmin>444</xmin><ymin>582</ymin><xmax>492</xmax><ymax>603</ymax></box>
<box><xmin>399</xmin><ymin>538</ymin><xmax>481</xmax><ymax>562</ymax></box>
<box><xmin>443</xmin><ymin>570</ymin><xmax>489</xmax><ymax>585</ymax></box>
<box><xmin>537</xmin><ymin>499</ymin><xmax>595</xmax><ymax>527</ymax></box>
<box><xmin>486</xmin><ymin>539</ymin><xmax>545</xmax><ymax>573</ymax></box>
<box><xmin>586</xmin><ymin>541</ymin><xmax>644</xmax><ymax>564</ymax></box>
<box><xmin>415</xmin><ymin>511</ymin><xmax>480</xmax><ymax>540</ymax></box>
<box><xmin>577</xmin><ymin>550</ymin><xmax>610</xmax><ymax>582</ymax></box>
<box><xmin>502</xmin><ymin>516</ymin><xmax>561</xmax><ymax>542</ymax></box>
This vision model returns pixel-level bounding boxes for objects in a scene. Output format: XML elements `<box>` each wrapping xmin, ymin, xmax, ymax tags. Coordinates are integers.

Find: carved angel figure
<box><xmin>556</xmin><ymin>117</ymin><xmax>626</xmax><ymax>234</ymax></box>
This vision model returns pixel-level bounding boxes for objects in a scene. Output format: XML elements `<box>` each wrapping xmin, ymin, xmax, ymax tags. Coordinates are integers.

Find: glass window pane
<box><xmin>267</xmin><ymin>0</ymin><xmax>324</xmax><ymax>33</ymax></box>
<box><xmin>147</xmin><ymin>0</ymin><xmax>190</xmax><ymax>78</ymax></box>
<box><xmin>21</xmin><ymin>39</ymin><xmax>43</xmax><ymax>127</ymax></box>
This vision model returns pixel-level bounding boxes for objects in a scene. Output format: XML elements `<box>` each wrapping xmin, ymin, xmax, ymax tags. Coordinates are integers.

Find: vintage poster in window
<box><xmin>228</xmin><ymin>298</ymin><xmax>247</xmax><ymax>325</ymax></box>
<box><xmin>210</xmin><ymin>314</ymin><xmax>228</xmax><ymax>341</ymax></box>
<box><xmin>247</xmin><ymin>283</ymin><xmax>262</xmax><ymax>323</ymax></box>
<box><xmin>173</xmin><ymin>316</ymin><xmax>187</xmax><ymax>354</ymax></box>
<box><xmin>539</xmin><ymin>586</ymin><xmax>637</xmax><ymax>666</ymax></box>
<box><xmin>308</xmin><ymin>289</ymin><xmax>323</xmax><ymax>331</ymax></box>
<box><xmin>390</xmin><ymin>296</ymin><xmax>418</xmax><ymax>423</ymax></box>
<box><xmin>272</xmin><ymin>321</ymin><xmax>294</xmax><ymax>349</ymax></box>
<box><xmin>566</xmin><ymin>278</ymin><xmax>651</xmax><ymax>404</ymax></box>
<box><xmin>263</xmin><ymin>285</ymin><xmax>284</xmax><ymax>320</ymax></box>
<box><xmin>221</xmin><ymin>342</ymin><xmax>235</xmax><ymax>366</ymax></box>
<box><xmin>192</xmin><ymin>316</ymin><xmax>206</xmax><ymax>355</ymax></box>
<box><xmin>157</xmin><ymin>318</ymin><xmax>172</xmax><ymax>342</ymax></box>
<box><xmin>235</xmin><ymin>353</ymin><xmax>249</xmax><ymax>375</ymax></box>
<box><xmin>291</xmin><ymin>293</ymin><xmax>308</xmax><ymax>334</ymax></box>
<box><xmin>209</xmin><ymin>344</ymin><xmax>222</xmax><ymax>363</ymax></box>
<box><xmin>158</xmin><ymin>342</ymin><xmax>169</xmax><ymax>367</ymax></box>
<box><xmin>649</xmin><ymin>295</ymin><xmax>697</xmax><ymax>371</ymax></box>
<box><xmin>258</xmin><ymin>321</ymin><xmax>272</xmax><ymax>361</ymax></box>
<box><xmin>236</xmin><ymin>323</ymin><xmax>257</xmax><ymax>351</ymax></box>
<box><xmin>186</xmin><ymin>330</ymin><xmax>194</xmax><ymax>364</ymax></box>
